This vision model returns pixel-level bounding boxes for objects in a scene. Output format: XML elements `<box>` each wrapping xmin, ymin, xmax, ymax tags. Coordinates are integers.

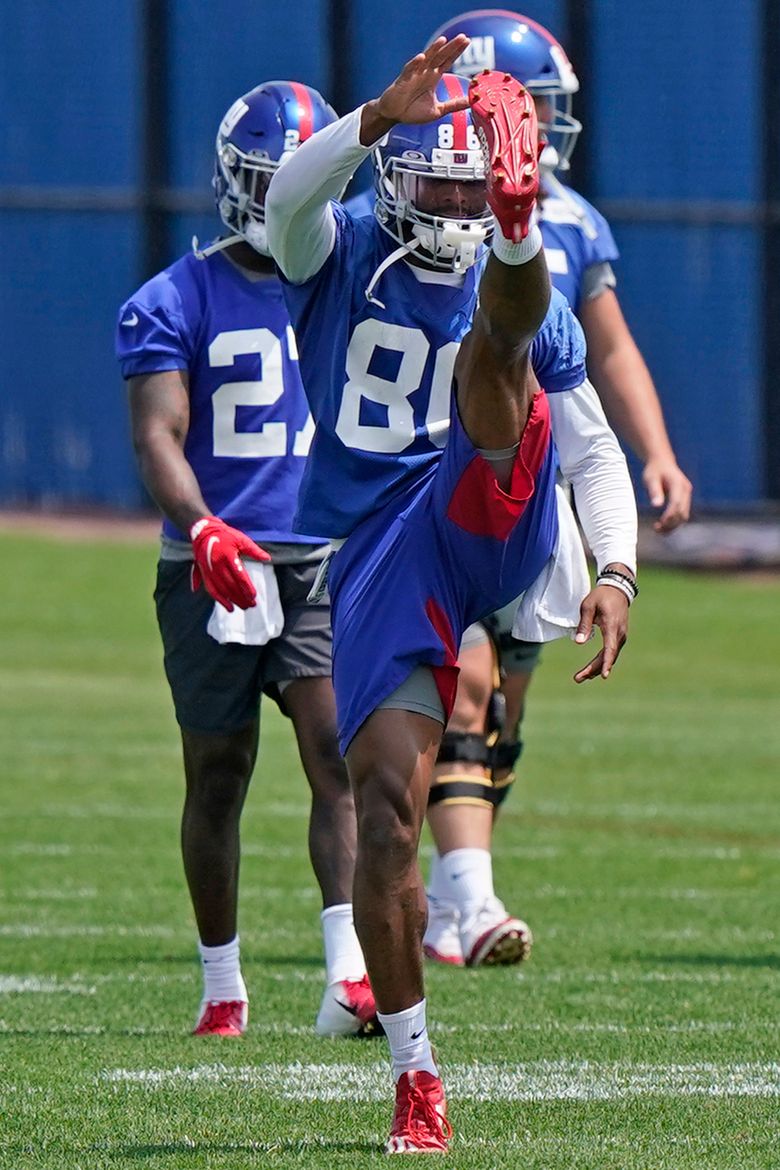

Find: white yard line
<box><xmin>0</xmin><ymin>924</ymin><xmax>176</xmax><ymax>938</ymax></box>
<box><xmin>99</xmin><ymin>1060</ymin><xmax>780</xmax><ymax>1100</ymax></box>
<box><xmin>3</xmin><ymin>887</ymin><xmax>98</xmax><ymax>901</ymax></box>
<box><xmin>436</xmin><ymin>1020</ymin><xmax>779</xmax><ymax>1036</ymax></box>
<box><xmin>0</xmin><ymin>975</ymin><xmax>95</xmax><ymax>995</ymax></box>
<box><xmin>526</xmin><ymin>884</ymin><xmax>755</xmax><ymax>901</ymax></box>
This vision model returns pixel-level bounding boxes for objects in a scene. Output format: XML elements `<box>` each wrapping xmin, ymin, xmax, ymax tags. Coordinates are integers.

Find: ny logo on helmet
<box><xmin>455</xmin><ymin>36</ymin><xmax>496</xmax><ymax>76</ymax></box>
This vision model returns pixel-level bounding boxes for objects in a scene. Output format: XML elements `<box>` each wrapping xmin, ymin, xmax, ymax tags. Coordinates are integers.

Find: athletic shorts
<box><xmin>482</xmin><ymin>601</ymin><xmax>544</xmax><ymax>675</ymax></box>
<box><xmin>154</xmin><ymin>559</ymin><xmax>332</xmax><ymax>734</ymax></box>
<box><xmin>460</xmin><ymin>614</ymin><xmax>543</xmax><ymax>676</ymax></box>
<box><xmin>328</xmin><ymin>394</ymin><xmax>558</xmax><ymax>753</ymax></box>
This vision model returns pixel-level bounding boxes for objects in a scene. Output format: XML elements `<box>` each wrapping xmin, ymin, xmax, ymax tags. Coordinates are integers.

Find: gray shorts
<box><xmin>154</xmin><ymin>559</ymin><xmax>332</xmax><ymax>734</ymax></box>
<box><xmin>465</xmin><ymin>604</ymin><xmax>543</xmax><ymax>676</ymax></box>
<box><xmin>376</xmin><ymin>665</ymin><xmax>446</xmax><ymax>725</ymax></box>
<box><xmin>489</xmin><ymin>601</ymin><xmax>543</xmax><ymax>674</ymax></box>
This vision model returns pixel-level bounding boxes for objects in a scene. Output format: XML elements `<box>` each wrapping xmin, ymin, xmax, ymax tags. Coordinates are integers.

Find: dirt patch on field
<box><xmin>0</xmin><ymin>508</ymin><xmax>160</xmax><ymax>543</ymax></box>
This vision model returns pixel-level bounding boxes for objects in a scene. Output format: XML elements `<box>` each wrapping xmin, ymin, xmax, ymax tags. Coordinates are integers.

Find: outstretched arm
<box><xmin>265</xmin><ymin>36</ymin><xmax>470</xmax><ymax>284</ymax></box>
<box><xmin>264</xmin><ymin>109</ymin><xmax>369</xmax><ymax>285</ymax></box>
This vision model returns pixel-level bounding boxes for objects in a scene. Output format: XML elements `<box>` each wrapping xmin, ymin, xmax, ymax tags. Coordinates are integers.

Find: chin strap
<box><xmin>364</xmin><ymin>238</ymin><xmax>422</xmax><ymax>308</ymax></box>
<box><xmin>440</xmin><ymin>222</ymin><xmax>488</xmax><ymax>272</ymax></box>
<box><xmin>191</xmin><ymin>234</ymin><xmax>243</xmax><ymax>260</ymax></box>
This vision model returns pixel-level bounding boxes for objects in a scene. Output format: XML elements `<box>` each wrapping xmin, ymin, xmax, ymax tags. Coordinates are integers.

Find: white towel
<box><xmin>512</xmin><ymin>484</ymin><xmax>591</xmax><ymax>642</ymax></box>
<box><xmin>206</xmin><ymin>560</ymin><xmax>284</xmax><ymax>646</ymax></box>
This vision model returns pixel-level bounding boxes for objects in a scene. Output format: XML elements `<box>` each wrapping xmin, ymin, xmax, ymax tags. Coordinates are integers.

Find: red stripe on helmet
<box><xmin>288</xmin><ymin>81</ymin><xmax>314</xmax><ymax>141</ymax></box>
<box><xmin>441</xmin><ymin>73</ymin><xmax>468</xmax><ymax>151</ymax></box>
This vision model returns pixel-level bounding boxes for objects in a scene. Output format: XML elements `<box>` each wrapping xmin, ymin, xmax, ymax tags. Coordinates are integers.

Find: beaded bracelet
<box><xmin>596</xmin><ymin>568</ymin><xmax>639</xmax><ymax>604</ymax></box>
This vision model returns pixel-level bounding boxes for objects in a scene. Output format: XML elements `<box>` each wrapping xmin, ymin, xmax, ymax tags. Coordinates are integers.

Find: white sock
<box><xmin>377</xmin><ymin>999</ymin><xmax>439</xmax><ymax>1082</ymax></box>
<box><xmin>198</xmin><ymin>935</ymin><xmax>247</xmax><ymax>1003</ymax></box>
<box><xmin>427</xmin><ymin>851</ymin><xmax>456</xmax><ymax>911</ymax></box>
<box><xmin>440</xmin><ymin>848</ymin><xmax>494</xmax><ymax>921</ymax></box>
<box><xmin>321</xmin><ymin>903</ymin><xmax>366</xmax><ymax>984</ymax></box>
<box><xmin>491</xmin><ymin>222</ymin><xmax>543</xmax><ymax>264</ymax></box>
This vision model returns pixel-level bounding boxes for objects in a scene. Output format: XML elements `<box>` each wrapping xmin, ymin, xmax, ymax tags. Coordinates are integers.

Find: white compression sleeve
<box><xmin>265</xmin><ymin>106</ymin><xmax>376</xmax><ymax>285</ymax></box>
<box><xmin>548</xmin><ymin>379</ymin><xmax>638</xmax><ymax>573</ymax></box>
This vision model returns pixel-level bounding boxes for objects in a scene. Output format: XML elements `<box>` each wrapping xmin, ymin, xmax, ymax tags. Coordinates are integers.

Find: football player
<box><xmin>265</xmin><ymin>36</ymin><xmax>637</xmax><ymax>1153</ymax></box>
<box><xmin>417</xmin><ymin>10</ymin><xmax>693</xmax><ymax>969</ymax></box>
<box><xmin>116</xmin><ymin>82</ymin><xmax>378</xmax><ymax>1041</ymax></box>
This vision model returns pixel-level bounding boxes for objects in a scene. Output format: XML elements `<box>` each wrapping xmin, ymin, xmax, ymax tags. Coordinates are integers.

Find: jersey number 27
<box><xmin>209</xmin><ymin>327</ymin><xmax>313</xmax><ymax>458</ymax></box>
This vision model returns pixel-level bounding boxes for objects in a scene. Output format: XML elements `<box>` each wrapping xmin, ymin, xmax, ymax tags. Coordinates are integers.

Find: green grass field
<box><xmin>1</xmin><ymin>531</ymin><xmax>778</xmax><ymax>1169</ymax></box>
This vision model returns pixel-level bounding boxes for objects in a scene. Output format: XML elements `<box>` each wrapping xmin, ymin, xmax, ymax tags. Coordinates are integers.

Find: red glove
<box><xmin>189</xmin><ymin>516</ymin><xmax>270</xmax><ymax>612</ymax></box>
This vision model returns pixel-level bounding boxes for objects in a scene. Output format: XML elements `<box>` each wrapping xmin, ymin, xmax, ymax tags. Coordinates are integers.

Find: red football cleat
<box><xmin>192</xmin><ymin>999</ymin><xmax>247</xmax><ymax>1036</ymax></box>
<box><xmin>468</xmin><ymin>70</ymin><xmax>540</xmax><ymax>242</ymax></box>
<box><xmin>315</xmin><ymin>974</ymin><xmax>383</xmax><ymax>1037</ymax></box>
<box><xmin>385</xmin><ymin>1069</ymin><xmax>452</xmax><ymax>1155</ymax></box>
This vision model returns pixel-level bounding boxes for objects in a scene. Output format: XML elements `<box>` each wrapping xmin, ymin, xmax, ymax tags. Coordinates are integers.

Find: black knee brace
<box><xmin>428</xmin><ymin>772</ymin><xmax>495</xmax><ymax>808</ymax></box>
<box><xmin>430</xmin><ymin>732</ymin><xmax>493</xmax><ymax>808</ymax></box>
<box><xmin>436</xmin><ymin>731</ymin><xmax>490</xmax><ymax>766</ymax></box>
<box><xmin>489</xmin><ymin>739</ymin><xmax>523</xmax><ymax>807</ymax></box>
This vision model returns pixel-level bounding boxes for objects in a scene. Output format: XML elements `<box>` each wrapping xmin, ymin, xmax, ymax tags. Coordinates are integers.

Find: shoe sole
<box><xmin>385</xmin><ymin>1139</ymin><xmax>449</xmax><ymax>1154</ymax></box>
<box><xmin>192</xmin><ymin>1026</ymin><xmax>244</xmax><ymax>1036</ymax></box>
<box><xmin>315</xmin><ymin>1010</ymin><xmax>385</xmax><ymax>1039</ymax></box>
<box><xmin>468</xmin><ymin>71</ymin><xmax>538</xmax><ymax>242</ymax></box>
<box><xmin>423</xmin><ymin>942</ymin><xmax>465</xmax><ymax>968</ymax></box>
<box><xmin>465</xmin><ymin>919</ymin><xmax>533</xmax><ymax>967</ymax></box>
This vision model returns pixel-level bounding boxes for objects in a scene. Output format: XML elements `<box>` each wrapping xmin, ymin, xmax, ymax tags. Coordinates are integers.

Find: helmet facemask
<box><xmin>214</xmin><ymin>142</ymin><xmax>278</xmax><ymax>255</ymax></box>
<box><xmin>529</xmin><ymin>86</ymin><xmax>581</xmax><ymax>173</ymax></box>
<box><xmin>373</xmin><ymin>148</ymin><xmax>492</xmax><ymax>273</ymax></box>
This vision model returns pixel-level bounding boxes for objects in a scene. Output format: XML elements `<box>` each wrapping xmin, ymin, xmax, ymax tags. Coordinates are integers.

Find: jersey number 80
<box><xmin>335</xmin><ymin>319</ymin><xmax>459</xmax><ymax>453</ymax></box>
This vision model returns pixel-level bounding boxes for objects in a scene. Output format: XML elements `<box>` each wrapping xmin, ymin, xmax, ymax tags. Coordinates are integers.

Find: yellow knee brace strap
<box><xmin>428</xmin><ymin>770</ymin><xmax>494</xmax><ymax>809</ymax></box>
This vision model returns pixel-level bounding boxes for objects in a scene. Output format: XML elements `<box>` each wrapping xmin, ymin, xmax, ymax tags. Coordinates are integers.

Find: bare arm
<box><xmin>579</xmin><ymin>288</ymin><xmax>692</xmax><ymax>532</ymax></box>
<box><xmin>127</xmin><ymin>370</ymin><xmax>210</xmax><ymax>534</ymax></box>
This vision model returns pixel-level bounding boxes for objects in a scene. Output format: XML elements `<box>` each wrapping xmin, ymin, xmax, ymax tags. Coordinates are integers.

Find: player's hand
<box><xmin>643</xmin><ymin>457</ymin><xmax>692</xmax><ymax>533</ymax></box>
<box><xmin>189</xmin><ymin>516</ymin><xmax>270</xmax><ymax>612</ymax></box>
<box><xmin>362</xmin><ymin>36</ymin><xmax>470</xmax><ymax>143</ymax></box>
<box><xmin>573</xmin><ymin>585</ymin><xmax>629</xmax><ymax>682</ymax></box>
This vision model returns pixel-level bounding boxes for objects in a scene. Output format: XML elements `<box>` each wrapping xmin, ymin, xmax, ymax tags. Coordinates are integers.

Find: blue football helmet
<box><xmin>373</xmin><ymin>74</ymin><xmax>492</xmax><ymax>273</ymax></box>
<box><xmin>428</xmin><ymin>10</ymin><xmax>581</xmax><ymax>171</ymax></box>
<box><xmin>213</xmin><ymin>80</ymin><xmax>337</xmax><ymax>255</ymax></box>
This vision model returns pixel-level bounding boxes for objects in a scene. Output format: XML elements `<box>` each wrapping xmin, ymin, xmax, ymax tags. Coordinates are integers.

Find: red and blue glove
<box><xmin>189</xmin><ymin>516</ymin><xmax>270</xmax><ymax>612</ymax></box>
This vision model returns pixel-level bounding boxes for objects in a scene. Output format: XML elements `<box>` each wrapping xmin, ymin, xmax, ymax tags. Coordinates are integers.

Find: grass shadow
<box><xmin>109</xmin><ymin>1138</ymin><xmax>379</xmax><ymax>1158</ymax></box>
<box><xmin>641</xmin><ymin>951</ymin><xmax>780</xmax><ymax>970</ymax></box>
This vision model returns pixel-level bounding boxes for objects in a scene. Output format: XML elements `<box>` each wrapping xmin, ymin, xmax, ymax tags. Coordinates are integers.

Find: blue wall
<box><xmin>0</xmin><ymin>0</ymin><xmax>768</xmax><ymax>508</ymax></box>
<box><xmin>590</xmin><ymin>0</ymin><xmax>764</xmax><ymax>504</ymax></box>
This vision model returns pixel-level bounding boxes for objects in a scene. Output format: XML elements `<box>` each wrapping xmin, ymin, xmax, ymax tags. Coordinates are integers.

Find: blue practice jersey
<box><xmin>116</xmin><ymin>250</ymin><xmax>321</xmax><ymax>545</ymax></box>
<box><xmin>539</xmin><ymin>184</ymin><xmax>619</xmax><ymax>314</ymax></box>
<box><xmin>347</xmin><ymin>185</ymin><xmax>618</xmax><ymax>317</ymax></box>
<box><xmin>281</xmin><ymin>205</ymin><xmax>586</xmax><ymax>539</ymax></box>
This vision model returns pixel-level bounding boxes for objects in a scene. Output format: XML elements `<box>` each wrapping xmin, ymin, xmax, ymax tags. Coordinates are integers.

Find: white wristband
<box><xmin>491</xmin><ymin>223</ymin><xmax>543</xmax><ymax>265</ymax></box>
<box><xmin>189</xmin><ymin>517</ymin><xmax>211</xmax><ymax>541</ymax></box>
<box><xmin>596</xmin><ymin>576</ymin><xmax>635</xmax><ymax>605</ymax></box>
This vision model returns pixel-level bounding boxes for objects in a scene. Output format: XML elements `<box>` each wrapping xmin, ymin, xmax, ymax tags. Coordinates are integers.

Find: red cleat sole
<box><xmin>468</xmin><ymin>70</ymin><xmax>539</xmax><ymax>242</ymax></box>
